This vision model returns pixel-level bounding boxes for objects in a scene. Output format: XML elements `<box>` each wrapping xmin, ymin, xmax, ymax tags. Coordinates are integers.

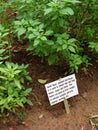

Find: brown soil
<box><xmin>0</xmin><ymin>49</ymin><xmax>98</xmax><ymax>130</ymax></box>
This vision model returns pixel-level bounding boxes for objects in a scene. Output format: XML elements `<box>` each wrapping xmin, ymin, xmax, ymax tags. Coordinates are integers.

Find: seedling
<box><xmin>88</xmin><ymin>114</ymin><xmax>98</xmax><ymax>130</ymax></box>
<box><xmin>0</xmin><ymin>62</ymin><xmax>32</xmax><ymax>114</ymax></box>
<box><xmin>17</xmin><ymin>112</ymin><xmax>26</xmax><ymax>120</ymax></box>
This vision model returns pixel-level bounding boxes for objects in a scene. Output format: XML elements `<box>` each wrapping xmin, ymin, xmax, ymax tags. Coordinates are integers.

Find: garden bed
<box><xmin>0</xmin><ymin>1</ymin><xmax>98</xmax><ymax>130</ymax></box>
<box><xmin>0</xmin><ymin>50</ymin><xmax>98</xmax><ymax>130</ymax></box>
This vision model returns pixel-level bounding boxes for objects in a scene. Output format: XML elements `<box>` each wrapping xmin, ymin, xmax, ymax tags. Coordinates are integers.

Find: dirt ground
<box><xmin>0</xmin><ymin>50</ymin><xmax>98</xmax><ymax>130</ymax></box>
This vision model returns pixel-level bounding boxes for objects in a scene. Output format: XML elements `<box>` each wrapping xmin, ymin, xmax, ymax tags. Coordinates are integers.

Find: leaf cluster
<box><xmin>0</xmin><ymin>0</ymin><xmax>98</xmax><ymax>73</ymax></box>
<box><xmin>0</xmin><ymin>62</ymin><xmax>32</xmax><ymax>113</ymax></box>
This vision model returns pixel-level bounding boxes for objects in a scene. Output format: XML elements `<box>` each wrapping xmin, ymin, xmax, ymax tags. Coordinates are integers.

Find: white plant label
<box><xmin>45</xmin><ymin>74</ymin><xmax>79</xmax><ymax>106</ymax></box>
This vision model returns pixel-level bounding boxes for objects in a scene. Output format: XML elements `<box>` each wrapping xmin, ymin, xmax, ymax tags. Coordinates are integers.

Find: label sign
<box><xmin>45</xmin><ymin>74</ymin><xmax>78</xmax><ymax>106</ymax></box>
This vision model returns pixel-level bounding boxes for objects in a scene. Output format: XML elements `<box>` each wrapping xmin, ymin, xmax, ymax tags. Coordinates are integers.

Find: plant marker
<box><xmin>64</xmin><ymin>98</ymin><xmax>70</xmax><ymax>114</ymax></box>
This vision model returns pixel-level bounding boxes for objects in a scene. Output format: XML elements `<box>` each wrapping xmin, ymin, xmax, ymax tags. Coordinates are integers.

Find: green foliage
<box><xmin>0</xmin><ymin>3</ymin><xmax>33</xmax><ymax>115</ymax></box>
<box><xmin>67</xmin><ymin>54</ymin><xmax>90</xmax><ymax>73</ymax></box>
<box><xmin>88</xmin><ymin>42</ymin><xmax>98</xmax><ymax>63</ymax></box>
<box><xmin>0</xmin><ymin>0</ymin><xmax>98</xmax><ymax>73</ymax></box>
<box><xmin>0</xmin><ymin>1</ymin><xmax>9</xmax><ymax>24</ymax></box>
<box><xmin>88</xmin><ymin>114</ymin><xmax>98</xmax><ymax>129</ymax></box>
<box><xmin>17</xmin><ymin>112</ymin><xmax>26</xmax><ymax>120</ymax></box>
<box><xmin>69</xmin><ymin>0</ymin><xmax>98</xmax><ymax>43</ymax></box>
<box><xmin>0</xmin><ymin>24</ymin><xmax>11</xmax><ymax>61</ymax></box>
<box><xmin>89</xmin><ymin>42</ymin><xmax>98</xmax><ymax>53</ymax></box>
<box><xmin>0</xmin><ymin>62</ymin><xmax>32</xmax><ymax>113</ymax></box>
<box><xmin>12</xmin><ymin>0</ymin><xmax>84</xmax><ymax>69</ymax></box>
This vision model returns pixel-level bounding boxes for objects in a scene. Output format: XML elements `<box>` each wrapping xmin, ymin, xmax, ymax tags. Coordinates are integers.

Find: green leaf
<box><xmin>59</xmin><ymin>19</ymin><xmax>65</xmax><ymax>27</ymax></box>
<box><xmin>48</xmin><ymin>54</ymin><xmax>59</xmax><ymax>65</ymax></box>
<box><xmin>39</xmin><ymin>24</ymin><xmax>44</xmax><ymax>31</ymax></box>
<box><xmin>60</xmin><ymin>8</ymin><xmax>74</xmax><ymax>15</ymax></box>
<box><xmin>8</xmin><ymin>87</ymin><xmax>13</xmax><ymax>95</ymax></box>
<box><xmin>0</xmin><ymin>49</ymin><xmax>5</xmax><ymax>54</ymax></box>
<box><xmin>62</xmin><ymin>44</ymin><xmax>67</xmax><ymax>50</ymax></box>
<box><xmin>7</xmin><ymin>96</ymin><xmax>13</xmax><ymax>103</ymax></box>
<box><xmin>17</xmin><ymin>100</ymin><xmax>24</xmax><ymax>107</ymax></box>
<box><xmin>68</xmin><ymin>46</ymin><xmax>76</xmax><ymax>53</ymax></box>
<box><xmin>14</xmin><ymin>79</ymin><xmax>22</xmax><ymax>89</ymax></box>
<box><xmin>0</xmin><ymin>99</ymin><xmax>6</xmax><ymax>105</ymax></box>
<box><xmin>95</xmin><ymin>123</ymin><xmax>98</xmax><ymax>126</ymax></box>
<box><xmin>34</xmin><ymin>39</ymin><xmax>40</xmax><ymax>46</ymax></box>
<box><xmin>57</xmin><ymin>37</ymin><xmax>63</xmax><ymax>45</ymax></box>
<box><xmin>44</xmin><ymin>8</ymin><xmax>52</xmax><ymax>15</ymax></box>
<box><xmin>25</xmin><ymin>88</ymin><xmax>32</xmax><ymax>95</ymax></box>
<box><xmin>57</xmin><ymin>46</ymin><xmax>62</xmax><ymax>51</ymax></box>
<box><xmin>21</xmin><ymin>88</ymin><xmax>32</xmax><ymax>97</ymax></box>
<box><xmin>68</xmin><ymin>38</ymin><xmax>77</xmax><ymax>43</ymax></box>
<box><xmin>21</xmin><ymin>97</ymin><xmax>27</xmax><ymax>103</ymax></box>
<box><xmin>14</xmin><ymin>70</ymin><xmax>21</xmax><ymax>74</ymax></box>
<box><xmin>28</xmin><ymin>34</ymin><xmax>35</xmax><ymax>39</ymax></box>
<box><xmin>45</xmin><ymin>30</ymin><xmax>53</xmax><ymax>36</ymax></box>
<box><xmin>33</xmin><ymin>31</ymin><xmax>39</xmax><ymax>36</ymax></box>
<box><xmin>0</xmin><ymin>86</ymin><xmax>6</xmax><ymax>90</ymax></box>
<box><xmin>26</xmin><ymin>99</ymin><xmax>33</xmax><ymax>105</ymax></box>
<box><xmin>41</xmin><ymin>36</ymin><xmax>47</xmax><ymax>41</ymax></box>
<box><xmin>47</xmin><ymin>40</ymin><xmax>54</xmax><ymax>45</ymax></box>
<box><xmin>17</xmin><ymin>28</ymin><xmax>26</xmax><ymax>37</ymax></box>
<box><xmin>0</xmin><ymin>76</ymin><xmax>7</xmax><ymax>80</ymax></box>
<box><xmin>26</xmin><ymin>76</ymin><xmax>32</xmax><ymax>82</ymax></box>
<box><xmin>2</xmin><ymin>32</ymin><xmax>9</xmax><ymax>37</ymax></box>
<box><xmin>5</xmin><ymin>62</ymin><xmax>12</xmax><ymax>69</ymax></box>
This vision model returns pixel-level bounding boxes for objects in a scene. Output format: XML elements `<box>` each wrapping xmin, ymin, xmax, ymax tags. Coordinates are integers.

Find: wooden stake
<box><xmin>64</xmin><ymin>98</ymin><xmax>70</xmax><ymax>114</ymax></box>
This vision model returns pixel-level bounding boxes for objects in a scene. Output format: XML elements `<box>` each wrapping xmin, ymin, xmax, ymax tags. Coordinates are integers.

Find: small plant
<box><xmin>13</xmin><ymin>0</ymin><xmax>85</xmax><ymax>72</ymax></box>
<box><xmin>17</xmin><ymin>112</ymin><xmax>26</xmax><ymax>120</ymax></box>
<box><xmin>0</xmin><ymin>62</ymin><xmax>32</xmax><ymax>113</ymax></box>
<box><xmin>88</xmin><ymin>114</ymin><xmax>98</xmax><ymax>130</ymax></box>
<box><xmin>88</xmin><ymin>42</ymin><xmax>98</xmax><ymax>63</ymax></box>
<box><xmin>0</xmin><ymin>24</ymin><xmax>12</xmax><ymax>62</ymax></box>
<box><xmin>89</xmin><ymin>42</ymin><xmax>98</xmax><ymax>53</ymax></box>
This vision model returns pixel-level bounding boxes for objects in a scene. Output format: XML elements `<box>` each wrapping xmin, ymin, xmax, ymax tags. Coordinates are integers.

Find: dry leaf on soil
<box><xmin>38</xmin><ymin>79</ymin><xmax>47</xmax><ymax>84</ymax></box>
